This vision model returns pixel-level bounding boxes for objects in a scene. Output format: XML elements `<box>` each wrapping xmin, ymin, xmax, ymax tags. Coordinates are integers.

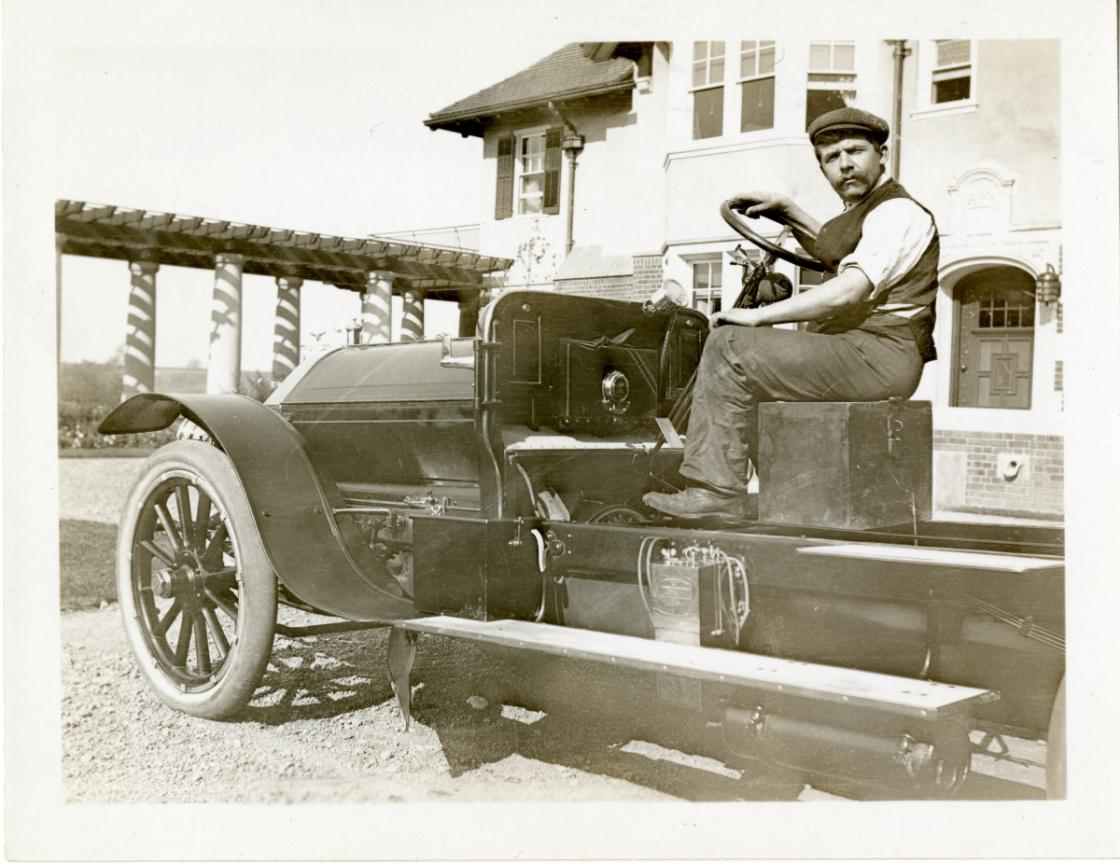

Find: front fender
<box><xmin>100</xmin><ymin>393</ymin><xmax>415</xmax><ymax>622</ymax></box>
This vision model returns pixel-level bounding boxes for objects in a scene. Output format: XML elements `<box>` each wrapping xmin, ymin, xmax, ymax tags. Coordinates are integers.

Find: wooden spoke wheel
<box><xmin>117</xmin><ymin>441</ymin><xmax>276</xmax><ymax>719</ymax></box>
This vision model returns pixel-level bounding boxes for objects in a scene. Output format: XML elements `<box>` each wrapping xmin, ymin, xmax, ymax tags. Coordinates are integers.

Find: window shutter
<box><xmin>543</xmin><ymin>126</ymin><xmax>563</xmax><ymax>215</ymax></box>
<box><xmin>495</xmin><ymin>133</ymin><xmax>514</xmax><ymax>220</ymax></box>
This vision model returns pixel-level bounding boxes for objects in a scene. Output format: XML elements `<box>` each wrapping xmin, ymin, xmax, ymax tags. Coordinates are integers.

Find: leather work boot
<box><xmin>642</xmin><ymin>487</ymin><xmax>755</xmax><ymax>523</ymax></box>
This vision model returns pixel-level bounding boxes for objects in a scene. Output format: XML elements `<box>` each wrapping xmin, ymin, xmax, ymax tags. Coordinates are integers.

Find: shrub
<box><xmin>58</xmin><ymin>362</ymin><xmax>175</xmax><ymax>451</ymax></box>
<box><xmin>58</xmin><ymin>362</ymin><xmax>277</xmax><ymax>450</ymax></box>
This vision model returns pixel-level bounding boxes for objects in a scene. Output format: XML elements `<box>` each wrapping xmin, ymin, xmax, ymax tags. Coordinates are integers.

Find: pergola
<box><xmin>55</xmin><ymin>200</ymin><xmax>512</xmax><ymax>397</ymax></box>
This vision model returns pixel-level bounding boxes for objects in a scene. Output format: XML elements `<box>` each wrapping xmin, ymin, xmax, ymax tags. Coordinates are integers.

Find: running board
<box><xmin>797</xmin><ymin>542</ymin><xmax>1063</xmax><ymax>572</ymax></box>
<box><xmin>393</xmin><ymin>616</ymin><xmax>995</xmax><ymax>723</ymax></box>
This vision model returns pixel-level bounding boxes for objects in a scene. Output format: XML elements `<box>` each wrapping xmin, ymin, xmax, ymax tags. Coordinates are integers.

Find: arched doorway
<box><xmin>952</xmin><ymin>266</ymin><xmax>1036</xmax><ymax>409</ymax></box>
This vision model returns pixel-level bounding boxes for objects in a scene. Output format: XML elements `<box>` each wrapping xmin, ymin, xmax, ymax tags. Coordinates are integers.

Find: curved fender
<box><xmin>100</xmin><ymin>392</ymin><xmax>415</xmax><ymax>622</ymax></box>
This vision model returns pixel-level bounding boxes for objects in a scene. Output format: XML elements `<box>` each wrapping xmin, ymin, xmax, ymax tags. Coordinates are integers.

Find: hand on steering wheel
<box><xmin>727</xmin><ymin>191</ymin><xmax>794</xmax><ymax>220</ymax></box>
<box><xmin>721</xmin><ymin>196</ymin><xmax>829</xmax><ymax>272</ymax></box>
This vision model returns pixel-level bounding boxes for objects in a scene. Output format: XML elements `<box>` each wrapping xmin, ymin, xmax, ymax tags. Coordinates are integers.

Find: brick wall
<box><xmin>552</xmin><ymin>254</ymin><xmax>663</xmax><ymax>302</ymax></box>
<box><xmin>632</xmin><ymin>253</ymin><xmax>663</xmax><ymax>295</ymax></box>
<box><xmin>552</xmin><ymin>273</ymin><xmax>645</xmax><ymax>300</ymax></box>
<box><xmin>934</xmin><ymin>429</ymin><xmax>1064</xmax><ymax>517</ymax></box>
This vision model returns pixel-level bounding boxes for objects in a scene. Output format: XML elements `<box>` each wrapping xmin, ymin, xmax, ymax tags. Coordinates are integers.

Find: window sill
<box><xmin>664</xmin><ymin>132</ymin><xmax>809</xmax><ymax>168</ymax></box>
<box><xmin>910</xmin><ymin>100</ymin><xmax>978</xmax><ymax>120</ymax></box>
<box><xmin>505</xmin><ymin>212</ymin><xmax>558</xmax><ymax>222</ymax></box>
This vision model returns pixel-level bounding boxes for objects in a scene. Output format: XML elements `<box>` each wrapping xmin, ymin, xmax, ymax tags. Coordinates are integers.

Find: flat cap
<box><xmin>807</xmin><ymin>107</ymin><xmax>890</xmax><ymax>145</ymax></box>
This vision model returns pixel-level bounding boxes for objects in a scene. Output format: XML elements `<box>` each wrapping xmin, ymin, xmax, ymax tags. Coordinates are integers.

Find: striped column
<box><xmin>122</xmin><ymin>260</ymin><xmax>160</xmax><ymax>401</ymax></box>
<box><xmin>361</xmin><ymin>271</ymin><xmax>394</xmax><ymax>344</ymax></box>
<box><xmin>271</xmin><ymin>275</ymin><xmax>302</xmax><ymax>382</ymax></box>
<box><xmin>206</xmin><ymin>253</ymin><xmax>245</xmax><ymax>394</ymax></box>
<box><xmin>400</xmin><ymin>284</ymin><xmax>425</xmax><ymax>342</ymax></box>
<box><xmin>457</xmin><ymin>290</ymin><xmax>481</xmax><ymax>337</ymax></box>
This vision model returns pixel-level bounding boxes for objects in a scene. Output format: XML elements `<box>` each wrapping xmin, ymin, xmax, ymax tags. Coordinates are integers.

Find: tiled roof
<box><xmin>425</xmin><ymin>43</ymin><xmax>635</xmax><ymax>134</ymax></box>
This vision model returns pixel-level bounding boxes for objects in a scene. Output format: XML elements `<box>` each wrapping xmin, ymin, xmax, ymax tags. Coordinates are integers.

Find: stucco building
<box><xmin>425</xmin><ymin>40</ymin><xmax>1064</xmax><ymax>518</ymax></box>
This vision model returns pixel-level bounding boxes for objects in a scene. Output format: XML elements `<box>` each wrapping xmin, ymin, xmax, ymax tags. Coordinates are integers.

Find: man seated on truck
<box><xmin>644</xmin><ymin>106</ymin><xmax>940</xmax><ymax>522</ymax></box>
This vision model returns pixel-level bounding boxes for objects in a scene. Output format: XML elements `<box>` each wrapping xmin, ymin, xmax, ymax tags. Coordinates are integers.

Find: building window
<box><xmin>692</xmin><ymin>259</ymin><xmax>723</xmax><ymax>314</ymax></box>
<box><xmin>796</xmin><ymin>264</ymin><xmax>834</xmax><ymax>290</ymax></box>
<box><xmin>795</xmin><ymin>264</ymin><xmax>834</xmax><ymax>329</ymax></box>
<box><xmin>806</xmin><ymin>41</ymin><xmax>856</xmax><ymax>128</ymax></box>
<box><xmin>692</xmin><ymin>41</ymin><xmax>725</xmax><ymax>139</ymax></box>
<box><xmin>515</xmin><ymin>130</ymin><xmax>546</xmax><ymax>215</ymax></box>
<box><xmin>931</xmin><ymin>39</ymin><xmax>972</xmax><ymax>104</ymax></box>
<box><xmin>739</xmin><ymin>41</ymin><xmax>776</xmax><ymax>133</ymax></box>
<box><xmin>953</xmin><ymin>267</ymin><xmax>1036</xmax><ymax>409</ymax></box>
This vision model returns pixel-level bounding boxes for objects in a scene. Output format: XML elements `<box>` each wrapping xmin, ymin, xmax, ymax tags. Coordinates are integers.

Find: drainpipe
<box><xmin>890</xmin><ymin>40</ymin><xmax>911</xmax><ymax>181</ymax></box>
<box><xmin>548</xmin><ymin>101</ymin><xmax>585</xmax><ymax>254</ymax></box>
<box><xmin>560</xmin><ymin>133</ymin><xmax>584</xmax><ymax>253</ymax></box>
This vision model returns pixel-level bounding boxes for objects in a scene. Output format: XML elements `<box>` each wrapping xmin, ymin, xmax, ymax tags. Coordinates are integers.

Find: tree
<box><xmin>511</xmin><ymin>218</ymin><xmax>559</xmax><ymax>288</ymax></box>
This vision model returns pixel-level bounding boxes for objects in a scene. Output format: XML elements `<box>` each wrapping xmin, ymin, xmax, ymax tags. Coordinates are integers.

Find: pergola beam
<box><xmin>56</xmin><ymin>200</ymin><xmax>509</xmax><ymax>291</ymax></box>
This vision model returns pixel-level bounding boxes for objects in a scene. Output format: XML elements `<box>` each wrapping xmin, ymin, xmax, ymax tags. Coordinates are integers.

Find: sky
<box><xmin>55</xmin><ymin>5</ymin><xmax>559</xmax><ymax>367</ymax></box>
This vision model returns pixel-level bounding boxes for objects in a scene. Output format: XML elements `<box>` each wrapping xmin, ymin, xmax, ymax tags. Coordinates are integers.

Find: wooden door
<box><xmin>954</xmin><ymin>267</ymin><xmax>1036</xmax><ymax>409</ymax></box>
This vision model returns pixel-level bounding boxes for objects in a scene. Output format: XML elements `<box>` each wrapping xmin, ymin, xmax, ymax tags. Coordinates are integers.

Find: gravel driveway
<box><xmin>60</xmin><ymin>456</ymin><xmax>1048</xmax><ymax>803</ymax></box>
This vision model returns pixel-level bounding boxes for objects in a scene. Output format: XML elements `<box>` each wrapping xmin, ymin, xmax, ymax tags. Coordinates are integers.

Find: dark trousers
<box><xmin>680</xmin><ymin>322</ymin><xmax>923</xmax><ymax>495</ymax></box>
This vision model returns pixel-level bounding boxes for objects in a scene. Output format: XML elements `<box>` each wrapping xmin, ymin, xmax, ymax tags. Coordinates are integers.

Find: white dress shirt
<box><xmin>836</xmin><ymin>182</ymin><xmax>936</xmax><ymax>317</ymax></box>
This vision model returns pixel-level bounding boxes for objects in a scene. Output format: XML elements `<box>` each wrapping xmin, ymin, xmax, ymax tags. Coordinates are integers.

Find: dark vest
<box><xmin>808</xmin><ymin>179</ymin><xmax>940</xmax><ymax>362</ymax></box>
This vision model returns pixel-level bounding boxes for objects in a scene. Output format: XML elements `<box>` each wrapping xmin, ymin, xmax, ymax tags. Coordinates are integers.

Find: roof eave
<box><xmin>425</xmin><ymin>79</ymin><xmax>635</xmax><ymax>136</ymax></box>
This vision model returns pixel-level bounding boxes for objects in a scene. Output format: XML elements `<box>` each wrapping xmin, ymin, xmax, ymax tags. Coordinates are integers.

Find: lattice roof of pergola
<box><xmin>56</xmin><ymin>200</ymin><xmax>512</xmax><ymax>297</ymax></box>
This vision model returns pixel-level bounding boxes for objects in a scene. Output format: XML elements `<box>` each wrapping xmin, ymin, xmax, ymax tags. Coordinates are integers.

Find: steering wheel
<box><xmin>720</xmin><ymin>200</ymin><xmax>829</xmax><ymax>273</ymax></box>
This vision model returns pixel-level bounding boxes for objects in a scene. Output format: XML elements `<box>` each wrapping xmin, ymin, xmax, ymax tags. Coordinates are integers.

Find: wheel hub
<box><xmin>151</xmin><ymin>560</ymin><xmax>209</xmax><ymax>602</ymax></box>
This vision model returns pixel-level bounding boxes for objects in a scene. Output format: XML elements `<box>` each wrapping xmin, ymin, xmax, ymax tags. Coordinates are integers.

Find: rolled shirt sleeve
<box><xmin>838</xmin><ymin>199</ymin><xmax>935</xmax><ymax>301</ymax></box>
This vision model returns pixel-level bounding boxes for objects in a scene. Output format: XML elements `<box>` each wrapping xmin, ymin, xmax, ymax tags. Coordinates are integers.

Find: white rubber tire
<box><xmin>117</xmin><ymin>441</ymin><xmax>277</xmax><ymax>720</ymax></box>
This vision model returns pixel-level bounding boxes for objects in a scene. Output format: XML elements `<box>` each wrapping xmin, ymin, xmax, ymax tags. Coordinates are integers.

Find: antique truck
<box><xmin>99</xmin><ymin>204</ymin><xmax>1065</xmax><ymax>798</ymax></box>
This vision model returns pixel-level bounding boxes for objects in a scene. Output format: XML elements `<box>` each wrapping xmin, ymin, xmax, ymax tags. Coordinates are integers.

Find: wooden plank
<box><xmin>112</xmin><ymin>209</ymin><xmax>145</xmax><ymax>226</ymax></box>
<box><xmin>55</xmin><ymin>200</ymin><xmax>512</xmax><ymax>279</ymax></box>
<box><xmin>398</xmin><ymin>616</ymin><xmax>995</xmax><ymax>719</ymax></box>
<box><xmin>196</xmin><ymin>220</ymin><xmax>230</xmax><ymax>237</ymax></box>
<box><xmin>140</xmin><ymin>213</ymin><xmax>174</xmax><ymax>230</ymax></box>
<box><xmin>797</xmin><ymin>543</ymin><xmax>1062</xmax><ymax>573</ymax></box>
<box><xmin>77</xmin><ymin>204</ymin><xmax>117</xmax><ymax>223</ymax></box>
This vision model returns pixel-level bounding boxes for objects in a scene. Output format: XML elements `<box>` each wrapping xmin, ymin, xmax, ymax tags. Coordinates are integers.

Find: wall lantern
<box><xmin>1035</xmin><ymin>264</ymin><xmax>1062</xmax><ymax>305</ymax></box>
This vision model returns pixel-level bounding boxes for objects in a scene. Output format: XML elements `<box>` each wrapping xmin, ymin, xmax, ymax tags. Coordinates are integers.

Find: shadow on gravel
<box><xmin>225</xmin><ymin>627</ymin><xmax>1044</xmax><ymax>802</ymax></box>
<box><xmin>239</xmin><ymin>628</ymin><xmax>803</xmax><ymax>801</ymax></box>
<box><xmin>241</xmin><ymin>628</ymin><xmax>396</xmax><ymax>724</ymax></box>
<box><xmin>413</xmin><ymin>649</ymin><xmax>809</xmax><ymax>801</ymax></box>
<box><xmin>426</xmin><ymin>708</ymin><xmax>804</xmax><ymax>802</ymax></box>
